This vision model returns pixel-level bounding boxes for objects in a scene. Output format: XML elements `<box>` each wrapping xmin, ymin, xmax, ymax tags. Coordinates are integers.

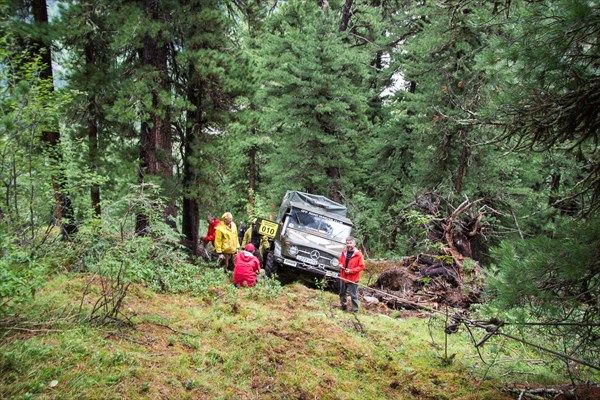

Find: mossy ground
<box><xmin>0</xmin><ymin>269</ymin><xmax>580</xmax><ymax>399</ymax></box>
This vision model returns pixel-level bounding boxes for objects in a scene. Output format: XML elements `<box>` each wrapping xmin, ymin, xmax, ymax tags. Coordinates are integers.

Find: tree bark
<box><xmin>181</xmin><ymin>75</ymin><xmax>202</xmax><ymax>253</ymax></box>
<box><xmin>247</xmin><ymin>143</ymin><xmax>257</xmax><ymax>213</ymax></box>
<box><xmin>32</xmin><ymin>0</ymin><xmax>77</xmax><ymax>236</ymax></box>
<box><xmin>438</xmin><ymin>131</ymin><xmax>451</xmax><ymax>173</ymax></box>
<box><xmin>241</xmin><ymin>5</ymin><xmax>262</xmax><ymax>217</ymax></box>
<box><xmin>136</xmin><ymin>0</ymin><xmax>175</xmax><ymax>235</ymax></box>
<box><xmin>549</xmin><ymin>172</ymin><xmax>560</xmax><ymax>206</ymax></box>
<box><xmin>327</xmin><ymin>166</ymin><xmax>342</xmax><ymax>203</ymax></box>
<box><xmin>339</xmin><ymin>0</ymin><xmax>354</xmax><ymax>32</ymax></box>
<box><xmin>85</xmin><ymin>38</ymin><xmax>101</xmax><ymax>217</ymax></box>
<box><xmin>455</xmin><ymin>136</ymin><xmax>469</xmax><ymax>194</ymax></box>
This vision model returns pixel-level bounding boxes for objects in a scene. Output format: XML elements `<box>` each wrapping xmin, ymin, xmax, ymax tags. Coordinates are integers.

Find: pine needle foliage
<box><xmin>255</xmin><ymin>0</ymin><xmax>371</xmax><ymax>198</ymax></box>
<box><xmin>483</xmin><ymin>216</ymin><xmax>600</xmax><ymax>373</ymax></box>
<box><xmin>482</xmin><ymin>0</ymin><xmax>600</xmax><ymax>215</ymax></box>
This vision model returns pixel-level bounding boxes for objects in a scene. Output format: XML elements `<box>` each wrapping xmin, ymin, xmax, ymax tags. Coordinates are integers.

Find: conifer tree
<box><xmin>134</xmin><ymin>0</ymin><xmax>176</xmax><ymax>233</ymax></box>
<box><xmin>477</xmin><ymin>1</ymin><xmax>600</xmax><ymax>367</ymax></box>
<box><xmin>175</xmin><ymin>0</ymin><xmax>242</xmax><ymax>250</ymax></box>
<box><xmin>95</xmin><ymin>0</ymin><xmax>178</xmax><ymax>234</ymax></box>
<box><xmin>57</xmin><ymin>0</ymin><xmax>118</xmax><ymax>219</ymax></box>
<box><xmin>8</xmin><ymin>0</ymin><xmax>78</xmax><ymax>236</ymax></box>
<box><xmin>256</xmin><ymin>0</ymin><xmax>371</xmax><ymax>202</ymax></box>
<box><xmin>485</xmin><ymin>0</ymin><xmax>600</xmax><ymax>216</ymax></box>
<box><xmin>225</xmin><ymin>0</ymin><xmax>274</xmax><ymax>217</ymax></box>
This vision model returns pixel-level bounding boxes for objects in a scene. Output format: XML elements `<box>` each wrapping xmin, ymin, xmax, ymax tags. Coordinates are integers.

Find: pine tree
<box><xmin>225</xmin><ymin>0</ymin><xmax>273</xmax><ymax>217</ymax></box>
<box><xmin>256</xmin><ymin>0</ymin><xmax>371</xmax><ymax>201</ymax></box>
<box><xmin>57</xmin><ymin>0</ymin><xmax>120</xmax><ymax>219</ymax></box>
<box><xmin>175</xmin><ymin>0</ymin><xmax>242</xmax><ymax>250</ymax></box>
<box><xmin>486</xmin><ymin>0</ymin><xmax>600</xmax><ymax>216</ymax></box>
<box><xmin>92</xmin><ymin>0</ymin><xmax>179</xmax><ymax>234</ymax></box>
<box><xmin>7</xmin><ymin>0</ymin><xmax>79</xmax><ymax>236</ymax></box>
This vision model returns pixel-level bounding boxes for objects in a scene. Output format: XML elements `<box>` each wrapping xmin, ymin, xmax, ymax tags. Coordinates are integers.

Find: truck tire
<box><xmin>265</xmin><ymin>251</ymin><xmax>278</xmax><ymax>277</ymax></box>
<box><xmin>327</xmin><ymin>276</ymin><xmax>341</xmax><ymax>292</ymax></box>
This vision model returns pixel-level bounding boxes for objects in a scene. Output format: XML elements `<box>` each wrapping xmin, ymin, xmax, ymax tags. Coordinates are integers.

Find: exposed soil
<box><xmin>360</xmin><ymin>256</ymin><xmax>485</xmax><ymax>313</ymax></box>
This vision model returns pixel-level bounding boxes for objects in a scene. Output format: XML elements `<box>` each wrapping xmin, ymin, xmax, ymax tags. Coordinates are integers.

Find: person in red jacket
<box><xmin>233</xmin><ymin>244</ymin><xmax>262</xmax><ymax>287</ymax></box>
<box><xmin>338</xmin><ymin>236</ymin><xmax>365</xmax><ymax>313</ymax></box>
<box><xmin>201</xmin><ymin>214</ymin><xmax>220</xmax><ymax>246</ymax></box>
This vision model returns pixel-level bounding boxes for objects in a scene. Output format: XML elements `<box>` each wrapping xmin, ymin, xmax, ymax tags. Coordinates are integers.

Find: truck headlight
<box><xmin>288</xmin><ymin>246</ymin><xmax>299</xmax><ymax>256</ymax></box>
<box><xmin>330</xmin><ymin>257</ymin><xmax>338</xmax><ymax>266</ymax></box>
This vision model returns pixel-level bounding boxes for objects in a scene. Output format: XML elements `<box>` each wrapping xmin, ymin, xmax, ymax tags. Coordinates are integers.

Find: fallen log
<box><xmin>360</xmin><ymin>287</ymin><xmax>436</xmax><ymax>312</ymax></box>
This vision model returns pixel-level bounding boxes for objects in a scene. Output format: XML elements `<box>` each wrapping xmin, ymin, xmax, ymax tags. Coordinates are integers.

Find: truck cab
<box><xmin>265</xmin><ymin>191</ymin><xmax>353</xmax><ymax>280</ymax></box>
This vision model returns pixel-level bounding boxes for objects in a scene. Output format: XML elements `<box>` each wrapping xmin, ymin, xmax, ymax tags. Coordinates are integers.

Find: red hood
<box><xmin>237</xmin><ymin>250</ymin><xmax>255</xmax><ymax>262</ymax></box>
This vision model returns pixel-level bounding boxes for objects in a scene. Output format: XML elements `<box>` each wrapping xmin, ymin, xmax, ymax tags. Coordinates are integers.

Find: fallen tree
<box><xmin>365</xmin><ymin>194</ymin><xmax>492</xmax><ymax>311</ymax></box>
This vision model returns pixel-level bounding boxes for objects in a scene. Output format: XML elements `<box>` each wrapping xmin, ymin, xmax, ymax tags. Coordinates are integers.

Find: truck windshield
<box><xmin>287</xmin><ymin>208</ymin><xmax>351</xmax><ymax>242</ymax></box>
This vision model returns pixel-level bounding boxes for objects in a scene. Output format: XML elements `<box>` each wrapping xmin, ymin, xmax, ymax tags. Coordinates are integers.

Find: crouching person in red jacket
<box><xmin>338</xmin><ymin>236</ymin><xmax>365</xmax><ymax>313</ymax></box>
<box><xmin>233</xmin><ymin>244</ymin><xmax>262</xmax><ymax>287</ymax></box>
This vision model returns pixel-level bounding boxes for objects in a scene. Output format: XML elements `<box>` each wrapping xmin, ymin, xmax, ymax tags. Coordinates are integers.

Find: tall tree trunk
<box><xmin>85</xmin><ymin>39</ymin><xmax>101</xmax><ymax>217</ymax></box>
<box><xmin>182</xmin><ymin>76</ymin><xmax>202</xmax><ymax>253</ymax></box>
<box><xmin>32</xmin><ymin>0</ymin><xmax>77</xmax><ymax>236</ymax></box>
<box><xmin>455</xmin><ymin>136</ymin><xmax>469</xmax><ymax>194</ymax></box>
<box><xmin>438</xmin><ymin>131</ymin><xmax>451</xmax><ymax>173</ymax></box>
<box><xmin>136</xmin><ymin>0</ymin><xmax>175</xmax><ymax>235</ymax></box>
<box><xmin>327</xmin><ymin>166</ymin><xmax>342</xmax><ymax>203</ymax></box>
<box><xmin>549</xmin><ymin>172</ymin><xmax>561</xmax><ymax>206</ymax></box>
<box><xmin>368</xmin><ymin>49</ymin><xmax>383</xmax><ymax>124</ymax></box>
<box><xmin>247</xmin><ymin>143</ymin><xmax>257</xmax><ymax>213</ymax></box>
<box><xmin>322</xmin><ymin>0</ymin><xmax>355</xmax><ymax>204</ymax></box>
<box><xmin>243</xmin><ymin>6</ymin><xmax>264</xmax><ymax>216</ymax></box>
<box><xmin>339</xmin><ymin>0</ymin><xmax>354</xmax><ymax>32</ymax></box>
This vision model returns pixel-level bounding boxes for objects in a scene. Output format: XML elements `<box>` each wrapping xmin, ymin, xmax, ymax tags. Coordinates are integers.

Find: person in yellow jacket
<box><xmin>214</xmin><ymin>212</ymin><xmax>240</xmax><ymax>272</ymax></box>
<box><xmin>242</xmin><ymin>218</ymin><xmax>269</xmax><ymax>265</ymax></box>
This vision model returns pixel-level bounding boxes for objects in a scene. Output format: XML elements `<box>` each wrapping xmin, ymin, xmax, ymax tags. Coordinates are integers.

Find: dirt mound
<box><xmin>372</xmin><ymin>267</ymin><xmax>420</xmax><ymax>292</ymax></box>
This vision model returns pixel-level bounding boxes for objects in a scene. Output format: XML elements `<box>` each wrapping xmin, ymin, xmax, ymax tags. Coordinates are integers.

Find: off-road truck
<box><xmin>263</xmin><ymin>191</ymin><xmax>353</xmax><ymax>283</ymax></box>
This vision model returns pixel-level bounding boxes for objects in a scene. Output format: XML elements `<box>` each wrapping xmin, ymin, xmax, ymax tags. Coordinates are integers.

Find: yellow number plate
<box><xmin>257</xmin><ymin>218</ymin><xmax>279</xmax><ymax>238</ymax></box>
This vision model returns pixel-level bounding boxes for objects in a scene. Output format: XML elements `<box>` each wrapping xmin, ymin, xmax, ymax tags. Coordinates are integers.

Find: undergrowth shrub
<box><xmin>0</xmin><ymin>226</ymin><xmax>44</xmax><ymax>315</ymax></box>
<box><xmin>82</xmin><ymin>232</ymin><xmax>201</xmax><ymax>294</ymax></box>
<box><xmin>76</xmin><ymin>185</ymin><xmax>209</xmax><ymax>295</ymax></box>
<box><xmin>246</xmin><ymin>275</ymin><xmax>282</xmax><ymax>299</ymax></box>
<box><xmin>75</xmin><ymin>184</ymin><xmax>284</xmax><ymax>301</ymax></box>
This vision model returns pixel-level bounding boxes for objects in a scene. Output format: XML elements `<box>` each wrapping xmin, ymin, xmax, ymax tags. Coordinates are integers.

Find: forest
<box><xmin>1</xmin><ymin>0</ymin><xmax>599</xmax><ymax>398</ymax></box>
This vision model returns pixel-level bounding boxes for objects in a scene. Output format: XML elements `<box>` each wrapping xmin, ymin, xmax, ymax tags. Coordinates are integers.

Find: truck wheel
<box><xmin>327</xmin><ymin>276</ymin><xmax>341</xmax><ymax>292</ymax></box>
<box><xmin>265</xmin><ymin>251</ymin><xmax>278</xmax><ymax>277</ymax></box>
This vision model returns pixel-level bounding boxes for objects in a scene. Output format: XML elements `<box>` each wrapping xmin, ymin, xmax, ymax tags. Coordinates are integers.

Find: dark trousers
<box><xmin>220</xmin><ymin>253</ymin><xmax>235</xmax><ymax>272</ymax></box>
<box><xmin>252</xmin><ymin>249</ymin><xmax>262</xmax><ymax>265</ymax></box>
<box><xmin>339</xmin><ymin>280</ymin><xmax>359</xmax><ymax>312</ymax></box>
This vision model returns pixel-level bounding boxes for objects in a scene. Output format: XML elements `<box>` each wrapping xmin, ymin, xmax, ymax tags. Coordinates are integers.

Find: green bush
<box><xmin>0</xmin><ymin>227</ymin><xmax>45</xmax><ymax>315</ymax></box>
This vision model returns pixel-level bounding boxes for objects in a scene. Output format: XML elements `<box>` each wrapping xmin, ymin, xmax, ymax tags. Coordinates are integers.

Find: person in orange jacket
<box><xmin>338</xmin><ymin>236</ymin><xmax>365</xmax><ymax>313</ymax></box>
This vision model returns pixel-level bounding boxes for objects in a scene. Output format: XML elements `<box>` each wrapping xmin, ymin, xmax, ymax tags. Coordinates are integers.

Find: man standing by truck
<box><xmin>338</xmin><ymin>236</ymin><xmax>365</xmax><ymax>313</ymax></box>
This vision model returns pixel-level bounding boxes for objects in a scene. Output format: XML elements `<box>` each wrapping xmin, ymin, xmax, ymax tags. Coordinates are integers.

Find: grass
<box><xmin>0</xmin><ymin>268</ymin><xmax>587</xmax><ymax>400</ymax></box>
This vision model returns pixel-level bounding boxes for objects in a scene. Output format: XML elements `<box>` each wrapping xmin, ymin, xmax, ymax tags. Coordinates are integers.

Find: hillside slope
<box><xmin>0</xmin><ymin>273</ymin><xmax>534</xmax><ymax>399</ymax></box>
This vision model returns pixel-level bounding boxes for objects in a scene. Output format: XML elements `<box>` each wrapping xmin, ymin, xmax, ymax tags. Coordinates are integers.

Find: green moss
<box><xmin>1</xmin><ymin>274</ymin><xmax>592</xmax><ymax>399</ymax></box>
